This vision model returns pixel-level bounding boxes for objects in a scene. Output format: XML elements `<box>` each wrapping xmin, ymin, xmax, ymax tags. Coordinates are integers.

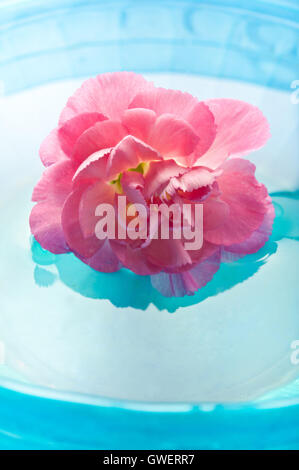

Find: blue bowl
<box><xmin>0</xmin><ymin>0</ymin><xmax>298</xmax><ymax>449</ymax></box>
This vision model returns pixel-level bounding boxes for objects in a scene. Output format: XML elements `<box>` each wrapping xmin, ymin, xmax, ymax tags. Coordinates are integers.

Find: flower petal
<box><xmin>110</xmin><ymin>240</ymin><xmax>161</xmax><ymax>276</ymax></box>
<box><xmin>121</xmin><ymin>171</ymin><xmax>147</xmax><ymax>207</ymax></box>
<box><xmin>203</xmin><ymin>197</ymin><xmax>230</xmax><ymax>231</ymax></box>
<box><xmin>32</xmin><ymin>159</ymin><xmax>74</xmax><ymax>202</ymax></box>
<box><xmin>30</xmin><ymin>160</ymin><xmax>74</xmax><ymax>253</ymax></box>
<box><xmin>187</xmin><ymin>102</ymin><xmax>217</xmax><ymax>158</ymax></box>
<box><xmin>78</xmin><ymin>239</ymin><xmax>121</xmax><ymax>273</ymax></box>
<box><xmin>143</xmin><ymin>159</ymin><xmax>187</xmax><ymax>200</ymax></box>
<box><xmin>186</xmin><ymin>240</ymin><xmax>219</xmax><ymax>267</ymax></box>
<box><xmin>204</xmin><ymin>159</ymin><xmax>269</xmax><ymax>245</ymax></box>
<box><xmin>30</xmin><ymin>203</ymin><xmax>69</xmax><ymax>254</ymax></box>
<box><xmin>161</xmin><ymin>166</ymin><xmax>221</xmax><ymax>201</ymax></box>
<box><xmin>58</xmin><ymin>112</ymin><xmax>106</xmax><ymax>156</ymax></box>
<box><xmin>129</xmin><ymin>87</ymin><xmax>216</xmax><ymax>159</ymax></box>
<box><xmin>198</xmin><ymin>99</ymin><xmax>271</xmax><ymax>169</ymax></box>
<box><xmin>144</xmin><ymin>238</ymin><xmax>193</xmax><ymax>270</ymax></box>
<box><xmin>59</xmin><ymin>72</ymin><xmax>154</xmax><ymax>123</ymax></box>
<box><xmin>72</xmin><ymin>150</ymin><xmax>110</xmax><ymax>188</ymax></box>
<box><xmin>72</xmin><ymin>120</ymin><xmax>127</xmax><ymax>164</ymax></box>
<box><xmin>39</xmin><ymin>129</ymin><xmax>66</xmax><ymax>167</ymax></box>
<box><xmin>220</xmin><ymin>157</ymin><xmax>256</xmax><ymax>175</ymax></box>
<box><xmin>61</xmin><ymin>187</ymin><xmax>105</xmax><ymax>259</ymax></box>
<box><xmin>222</xmin><ymin>196</ymin><xmax>275</xmax><ymax>259</ymax></box>
<box><xmin>148</xmin><ymin>113</ymin><xmax>199</xmax><ymax>163</ymax></box>
<box><xmin>151</xmin><ymin>249</ymin><xmax>221</xmax><ymax>297</ymax></box>
<box><xmin>78</xmin><ymin>181</ymin><xmax>116</xmax><ymax>239</ymax></box>
<box><xmin>106</xmin><ymin>135</ymin><xmax>161</xmax><ymax>180</ymax></box>
<box><xmin>122</xmin><ymin>108</ymin><xmax>156</xmax><ymax>141</ymax></box>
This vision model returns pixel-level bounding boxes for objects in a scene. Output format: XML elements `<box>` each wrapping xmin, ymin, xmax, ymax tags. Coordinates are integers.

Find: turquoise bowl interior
<box><xmin>0</xmin><ymin>0</ymin><xmax>299</xmax><ymax>449</ymax></box>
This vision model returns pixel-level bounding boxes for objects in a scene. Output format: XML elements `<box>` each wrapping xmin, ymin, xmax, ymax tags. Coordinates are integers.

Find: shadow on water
<box><xmin>31</xmin><ymin>193</ymin><xmax>298</xmax><ymax>313</ymax></box>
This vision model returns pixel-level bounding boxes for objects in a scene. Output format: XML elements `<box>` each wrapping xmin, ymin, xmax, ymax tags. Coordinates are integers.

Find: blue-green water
<box><xmin>0</xmin><ymin>180</ymin><xmax>298</xmax><ymax>403</ymax></box>
<box><xmin>0</xmin><ymin>78</ymin><xmax>298</xmax><ymax>404</ymax></box>
<box><xmin>30</xmin><ymin>192</ymin><xmax>299</xmax><ymax>313</ymax></box>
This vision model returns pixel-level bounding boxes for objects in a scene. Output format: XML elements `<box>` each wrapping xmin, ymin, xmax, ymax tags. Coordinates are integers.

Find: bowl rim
<box><xmin>1</xmin><ymin>373</ymin><xmax>299</xmax><ymax>413</ymax></box>
<box><xmin>1</xmin><ymin>0</ymin><xmax>298</xmax><ymax>415</ymax></box>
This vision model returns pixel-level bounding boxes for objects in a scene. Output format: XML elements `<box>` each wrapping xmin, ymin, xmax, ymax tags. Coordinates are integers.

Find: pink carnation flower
<box><xmin>30</xmin><ymin>72</ymin><xmax>274</xmax><ymax>297</ymax></box>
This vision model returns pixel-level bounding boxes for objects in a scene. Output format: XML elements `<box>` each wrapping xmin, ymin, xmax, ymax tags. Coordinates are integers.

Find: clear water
<box><xmin>0</xmin><ymin>75</ymin><xmax>298</xmax><ymax>403</ymax></box>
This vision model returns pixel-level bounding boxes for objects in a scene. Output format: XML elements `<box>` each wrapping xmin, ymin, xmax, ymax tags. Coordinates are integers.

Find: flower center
<box><xmin>109</xmin><ymin>162</ymin><xmax>149</xmax><ymax>194</ymax></box>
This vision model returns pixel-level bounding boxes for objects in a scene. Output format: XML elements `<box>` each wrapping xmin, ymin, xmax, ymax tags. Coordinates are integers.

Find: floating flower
<box><xmin>30</xmin><ymin>72</ymin><xmax>273</xmax><ymax>297</ymax></box>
